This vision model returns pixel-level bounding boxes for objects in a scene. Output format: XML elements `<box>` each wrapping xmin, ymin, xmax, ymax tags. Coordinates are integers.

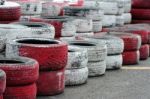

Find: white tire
<box><xmin>59</xmin><ymin>37</ymin><xmax>77</xmax><ymax>42</ymax></box>
<box><xmin>67</xmin><ymin>46</ymin><xmax>88</xmax><ymax>69</ymax></box>
<box><xmin>93</xmin><ymin>20</ymin><xmax>102</xmax><ymax>32</ymax></box>
<box><xmin>69</xmin><ymin>41</ymin><xmax>107</xmax><ymax>62</ymax></box>
<box><xmin>0</xmin><ymin>38</ymin><xmax>6</xmax><ymax>52</ymax></box>
<box><xmin>106</xmin><ymin>54</ymin><xmax>122</xmax><ymax>69</ymax></box>
<box><xmin>76</xmin><ymin>32</ymin><xmax>94</xmax><ymax>37</ymax></box>
<box><xmin>123</xmin><ymin>13</ymin><xmax>132</xmax><ymax>24</ymax></box>
<box><xmin>88</xmin><ymin>60</ymin><xmax>106</xmax><ymax>77</ymax></box>
<box><xmin>116</xmin><ymin>15</ymin><xmax>124</xmax><ymax>26</ymax></box>
<box><xmin>11</xmin><ymin>22</ymin><xmax>55</xmax><ymax>39</ymax></box>
<box><xmin>65</xmin><ymin>67</ymin><xmax>88</xmax><ymax>85</ymax></box>
<box><xmin>102</xmin><ymin>15</ymin><xmax>116</xmax><ymax>27</ymax></box>
<box><xmin>124</xmin><ymin>3</ymin><xmax>131</xmax><ymax>13</ymax></box>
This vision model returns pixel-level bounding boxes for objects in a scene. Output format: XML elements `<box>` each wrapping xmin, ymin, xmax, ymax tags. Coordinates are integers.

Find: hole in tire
<box><xmin>0</xmin><ymin>60</ymin><xmax>24</xmax><ymax>64</ymax></box>
<box><xmin>68</xmin><ymin>50</ymin><xmax>75</xmax><ymax>52</ymax></box>
<box><xmin>24</xmin><ymin>24</ymin><xmax>43</xmax><ymax>27</ymax></box>
<box><xmin>70</xmin><ymin>43</ymin><xmax>95</xmax><ymax>46</ymax></box>
<box><xmin>16</xmin><ymin>39</ymin><xmax>58</xmax><ymax>44</ymax></box>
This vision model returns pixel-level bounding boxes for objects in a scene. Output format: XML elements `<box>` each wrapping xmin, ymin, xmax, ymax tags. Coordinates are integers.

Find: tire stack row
<box><xmin>6</xmin><ymin>38</ymin><xmax>68</xmax><ymax>96</ymax></box>
<box><xmin>0</xmin><ymin>1</ymin><xmax>21</xmax><ymax>24</ymax></box>
<box><xmin>131</xmin><ymin>0</ymin><xmax>150</xmax><ymax>24</ymax></box>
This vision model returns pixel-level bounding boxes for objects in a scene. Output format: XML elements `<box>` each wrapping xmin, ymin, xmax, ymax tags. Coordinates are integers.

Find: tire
<box><xmin>67</xmin><ymin>46</ymin><xmax>88</xmax><ymax>69</ymax></box>
<box><xmin>0</xmin><ymin>2</ymin><xmax>21</xmax><ymax>21</ymax></box>
<box><xmin>69</xmin><ymin>40</ymin><xmax>107</xmax><ymax>62</ymax></box>
<box><xmin>0</xmin><ymin>57</ymin><xmax>39</xmax><ymax>86</ymax></box>
<box><xmin>132</xmin><ymin>20</ymin><xmax>150</xmax><ymax>24</ymax></box>
<box><xmin>12</xmin><ymin>22</ymin><xmax>55</xmax><ymax>39</ymax></box>
<box><xmin>102</xmin><ymin>15</ymin><xmax>116</xmax><ymax>27</ymax></box>
<box><xmin>76</xmin><ymin>32</ymin><xmax>94</xmax><ymax>37</ymax></box>
<box><xmin>0</xmin><ymin>38</ymin><xmax>6</xmax><ymax>53</ymax></box>
<box><xmin>132</xmin><ymin>0</ymin><xmax>150</xmax><ymax>9</ymax></box>
<box><xmin>124</xmin><ymin>3</ymin><xmax>131</xmax><ymax>13</ymax></box>
<box><xmin>109</xmin><ymin>32</ymin><xmax>141</xmax><ymax>51</ymax></box>
<box><xmin>93</xmin><ymin>20</ymin><xmax>102</xmax><ymax>32</ymax></box>
<box><xmin>0</xmin><ymin>70</ymin><xmax>6</xmax><ymax>94</ymax></box>
<box><xmin>0</xmin><ymin>95</ymin><xmax>2</xmax><ymax>99</ymax></box>
<box><xmin>0</xmin><ymin>20</ymin><xmax>19</xmax><ymax>24</ymax></box>
<box><xmin>69</xmin><ymin>0</ymin><xmax>84</xmax><ymax>6</ymax></box>
<box><xmin>123</xmin><ymin>13</ymin><xmax>131</xmax><ymax>24</ymax></box>
<box><xmin>116</xmin><ymin>15</ymin><xmax>124</xmax><ymax>26</ymax></box>
<box><xmin>88</xmin><ymin>60</ymin><xmax>106</xmax><ymax>77</ymax></box>
<box><xmin>41</xmin><ymin>2</ymin><xmax>65</xmax><ymax>17</ymax></box>
<box><xmin>37</xmin><ymin>69</ymin><xmax>65</xmax><ymax>96</ymax></box>
<box><xmin>6</xmin><ymin>38</ymin><xmax>68</xmax><ymax>71</ymax></box>
<box><xmin>122</xmin><ymin>50</ymin><xmax>140</xmax><ymax>65</ymax></box>
<box><xmin>59</xmin><ymin>37</ymin><xmax>77</xmax><ymax>42</ymax></box>
<box><xmin>106</xmin><ymin>54</ymin><xmax>122</xmax><ymax>70</ymax></box>
<box><xmin>131</xmin><ymin>9</ymin><xmax>150</xmax><ymax>20</ymax></box>
<box><xmin>30</xmin><ymin>16</ymin><xmax>76</xmax><ymax>38</ymax></box>
<box><xmin>65</xmin><ymin>67</ymin><xmax>88</xmax><ymax>85</ymax></box>
<box><xmin>4</xmin><ymin>83</ymin><xmax>37</xmax><ymax>99</ymax></box>
<box><xmin>139</xmin><ymin>44</ymin><xmax>149</xmax><ymax>60</ymax></box>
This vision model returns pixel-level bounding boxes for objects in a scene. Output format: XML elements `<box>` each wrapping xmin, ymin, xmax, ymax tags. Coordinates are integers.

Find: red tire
<box><xmin>0</xmin><ymin>70</ymin><xmax>6</xmax><ymax>94</ymax></box>
<box><xmin>4</xmin><ymin>83</ymin><xmax>37</xmax><ymax>99</ymax></box>
<box><xmin>139</xmin><ymin>44</ymin><xmax>149</xmax><ymax>60</ymax></box>
<box><xmin>37</xmin><ymin>69</ymin><xmax>65</xmax><ymax>96</ymax></box>
<box><xmin>131</xmin><ymin>9</ymin><xmax>150</xmax><ymax>20</ymax></box>
<box><xmin>6</xmin><ymin>38</ymin><xmax>68</xmax><ymax>71</ymax></box>
<box><xmin>0</xmin><ymin>2</ymin><xmax>21</xmax><ymax>21</ymax></box>
<box><xmin>109</xmin><ymin>32</ymin><xmax>141</xmax><ymax>51</ymax></box>
<box><xmin>0</xmin><ymin>57</ymin><xmax>39</xmax><ymax>86</ymax></box>
<box><xmin>132</xmin><ymin>0</ymin><xmax>150</xmax><ymax>9</ymax></box>
<box><xmin>123</xmin><ymin>50</ymin><xmax>140</xmax><ymax>65</ymax></box>
<box><xmin>0</xmin><ymin>95</ymin><xmax>2</xmax><ymax>99</ymax></box>
<box><xmin>0</xmin><ymin>20</ymin><xmax>19</xmax><ymax>24</ymax></box>
<box><xmin>132</xmin><ymin>20</ymin><xmax>150</xmax><ymax>24</ymax></box>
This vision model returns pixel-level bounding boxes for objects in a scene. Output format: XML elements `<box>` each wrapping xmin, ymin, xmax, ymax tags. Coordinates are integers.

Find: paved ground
<box><xmin>38</xmin><ymin>58</ymin><xmax>150</xmax><ymax>99</ymax></box>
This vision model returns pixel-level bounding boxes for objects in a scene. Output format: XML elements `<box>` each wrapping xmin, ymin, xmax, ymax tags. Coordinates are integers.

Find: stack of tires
<box><xmin>108</xmin><ymin>32</ymin><xmax>141</xmax><ymax>65</ymax></box>
<box><xmin>0</xmin><ymin>1</ymin><xmax>21</xmax><ymax>24</ymax></box>
<box><xmin>83</xmin><ymin>34</ymin><xmax>124</xmax><ymax>70</ymax></box>
<box><xmin>1</xmin><ymin>57</ymin><xmax>39</xmax><ymax>99</ymax></box>
<box><xmin>131</xmin><ymin>0</ymin><xmax>150</xmax><ymax>23</ymax></box>
<box><xmin>6</xmin><ymin>38</ymin><xmax>68</xmax><ymax>96</ymax></box>
<box><xmin>69</xmin><ymin>40</ymin><xmax>107</xmax><ymax>77</ymax></box>
<box><xmin>0</xmin><ymin>69</ymin><xmax>6</xmax><ymax>99</ymax></box>
<box><xmin>65</xmin><ymin>46</ymin><xmax>89</xmax><ymax>85</ymax></box>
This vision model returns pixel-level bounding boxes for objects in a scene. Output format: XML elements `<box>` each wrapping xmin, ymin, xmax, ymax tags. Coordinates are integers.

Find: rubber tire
<box><xmin>37</xmin><ymin>69</ymin><xmax>65</xmax><ymax>96</ymax></box>
<box><xmin>6</xmin><ymin>38</ymin><xmax>68</xmax><ymax>71</ymax></box>
<box><xmin>67</xmin><ymin>46</ymin><xmax>88</xmax><ymax>69</ymax></box>
<box><xmin>88</xmin><ymin>60</ymin><xmax>106</xmax><ymax>77</ymax></box>
<box><xmin>102</xmin><ymin>15</ymin><xmax>116</xmax><ymax>27</ymax></box>
<box><xmin>65</xmin><ymin>67</ymin><xmax>88</xmax><ymax>86</ymax></box>
<box><xmin>116</xmin><ymin>15</ymin><xmax>124</xmax><ymax>26</ymax></box>
<box><xmin>76</xmin><ymin>32</ymin><xmax>94</xmax><ymax>37</ymax></box>
<box><xmin>69</xmin><ymin>40</ymin><xmax>107</xmax><ymax>62</ymax></box>
<box><xmin>109</xmin><ymin>32</ymin><xmax>141</xmax><ymax>51</ymax></box>
<box><xmin>0</xmin><ymin>57</ymin><xmax>39</xmax><ymax>86</ymax></box>
<box><xmin>139</xmin><ymin>44</ymin><xmax>149</xmax><ymax>60</ymax></box>
<box><xmin>122</xmin><ymin>50</ymin><xmax>140</xmax><ymax>65</ymax></box>
<box><xmin>132</xmin><ymin>20</ymin><xmax>150</xmax><ymax>24</ymax></box>
<box><xmin>0</xmin><ymin>2</ymin><xmax>21</xmax><ymax>21</ymax></box>
<box><xmin>12</xmin><ymin>22</ymin><xmax>55</xmax><ymax>39</ymax></box>
<box><xmin>4</xmin><ymin>83</ymin><xmax>37</xmax><ymax>99</ymax></box>
<box><xmin>132</xmin><ymin>0</ymin><xmax>150</xmax><ymax>9</ymax></box>
<box><xmin>0</xmin><ymin>95</ymin><xmax>2</xmax><ymax>99</ymax></box>
<box><xmin>123</xmin><ymin>13</ymin><xmax>132</xmax><ymax>24</ymax></box>
<box><xmin>0</xmin><ymin>70</ymin><xmax>6</xmax><ymax>94</ymax></box>
<box><xmin>93</xmin><ymin>20</ymin><xmax>102</xmax><ymax>32</ymax></box>
<box><xmin>106</xmin><ymin>54</ymin><xmax>122</xmax><ymax>70</ymax></box>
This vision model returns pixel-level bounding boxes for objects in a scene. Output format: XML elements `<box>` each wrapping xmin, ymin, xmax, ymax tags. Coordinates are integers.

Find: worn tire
<box><xmin>4</xmin><ymin>83</ymin><xmax>37</xmax><ymax>99</ymax></box>
<box><xmin>139</xmin><ymin>44</ymin><xmax>149</xmax><ymax>60</ymax></box>
<box><xmin>0</xmin><ymin>2</ymin><xmax>21</xmax><ymax>21</ymax></box>
<box><xmin>123</xmin><ymin>13</ymin><xmax>131</xmax><ymax>24</ymax></box>
<box><xmin>93</xmin><ymin>20</ymin><xmax>102</xmax><ymax>32</ymax></box>
<box><xmin>123</xmin><ymin>50</ymin><xmax>140</xmax><ymax>65</ymax></box>
<box><xmin>6</xmin><ymin>38</ymin><xmax>68</xmax><ymax>71</ymax></box>
<box><xmin>116</xmin><ymin>15</ymin><xmax>124</xmax><ymax>26</ymax></box>
<box><xmin>102</xmin><ymin>15</ymin><xmax>116</xmax><ymax>27</ymax></box>
<box><xmin>37</xmin><ymin>69</ymin><xmax>65</xmax><ymax>96</ymax></box>
<box><xmin>65</xmin><ymin>67</ymin><xmax>88</xmax><ymax>85</ymax></box>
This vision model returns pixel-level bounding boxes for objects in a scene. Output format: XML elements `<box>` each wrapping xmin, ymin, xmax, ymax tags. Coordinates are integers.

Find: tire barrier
<box><xmin>116</xmin><ymin>15</ymin><xmax>124</xmax><ymax>26</ymax></box>
<box><xmin>123</xmin><ymin>13</ymin><xmax>132</xmax><ymax>24</ymax></box>
<box><xmin>132</xmin><ymin>0</ymin><xmax>150</xmax><ymax>9</ymax></box>
<box><xmin>139</xmin><ymin>44</ymin><xmax>149</xmax><ymax>60</ymax></box>
<box><xmin>102</xmin><ymin>15</ymin><xmax>116</xmax><ymax>27</ymax></box>
<box><xmin>6</xmin><ymin>38</ymin><xmax>68</xmax><ymax>71</ymax></box>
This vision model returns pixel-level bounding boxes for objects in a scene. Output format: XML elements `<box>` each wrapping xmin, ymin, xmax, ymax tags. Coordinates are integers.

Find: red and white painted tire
<box><xmin>116</xmin><ymin>15</ymin><xmax>124</xmax><ymax>26</ymax></box>
<box><xmin>109</xmin><ymin>32</ymin><xmax>141</xmax><ymax>51</ymax></box>
<box><xmin>65</xmin><ymin>67</ymin><xmax>88</xmax><ymax>85</ymax></box>
<box><xmin>132</xmin><ymin>20</ymin><xmax>150</xmax><ymax>24</ymax></box>
<box><xmin>0</xmin><ymin>2</ymin><xmax>21</xmax><ymax>21</ymax></box>
<box><xmin>106</xmin><ymin>54</ymin><xmax>122</xmax><ymax>70</ymax></box>
<box><xmin>122</xmin><ymin>50</ymin><xmax>140</xmax><ymax>65</ymax></box>
<box><xmin>30</xmin><ymin>16</ymin><xmax>76</xmax><ymax>38</ymax></box>
<box><xmin>0</xmin><ymin>24</ymin><xmax>32</xmax><ymax>41</ymax></box>
<box><xmin>12</xmin><ymin>22</ymin><xmax>55</xmax><ymax>39</ymax></box>
<box><xmin>88</xmin><ymin>60</ymin><xmax>106</xmax><ymax>77</ymax></box>
<box><xmin>93</xmin><ymin>20</ymin><xmax>102</xmax><ymax>32</ymax></box>
<box><xmin>37</xmin><ymin>69</ymin><xmax>65</xmax><ymax>96</ymax></box>
<box><xmin>69</xmin><ymin>40</ymin><xmax>107</xmax><ymax>62</ymax></box>
<box><xmin>41</xmin><ymin>2</ymin><xmax>67</xmax><ymax>17</ymax></box>
<box><xmin>123</xmin><ymin>13</ymin><xmax>131</xmax><ymax>24</ymax></box>
<box><xmin>139</xmin><ymin>44</ymin><xmax>149</xmax><ymax>60</ymax></box>
<box><xmin>131</xmin><ymin>9</ymin><xmax>150</xmax><ymax>20</ymax></box>
<box><xmin>6</xmin><ymin>38</ymin><xmax>68</xmax><ymax>71</ymax></box>
<box><xmin>67</xmin><ymin>46</ymin><xmax>88</xmax><ymax>69</ymax></box>
<box><xmin>0</xmin><ymin>57</ymin><xmax>39</xmax><ymax>86</ymax></box>
<box><xmin>102</xmin><ymin>15</ymin><xmax>116</xmax><ymax>27</ymax></box>
<box><xmin>0</xmin><ymin>70</ymin><xmax>6</xmax><ymax>94</ymax></box>
<box><xmin>132</xmin><ymin>0</ymin><xmax>150</xmax><ymax>9</ymax></box>
<box><xmin>73</xmin><ymin>17</ymin><xmax>93</xmax><ymax>32</ymax></box>
<box><xmin>4</xmin><ymin>83</ymin><xmax>37</xmax><ymax>99</ymax></box>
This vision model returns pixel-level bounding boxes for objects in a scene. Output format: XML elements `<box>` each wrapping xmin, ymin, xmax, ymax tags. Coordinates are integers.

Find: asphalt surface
<box><xmin>38</xmin><ymin>58</ymin><xmax>150</xmax><ymax>99</ymax></box>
